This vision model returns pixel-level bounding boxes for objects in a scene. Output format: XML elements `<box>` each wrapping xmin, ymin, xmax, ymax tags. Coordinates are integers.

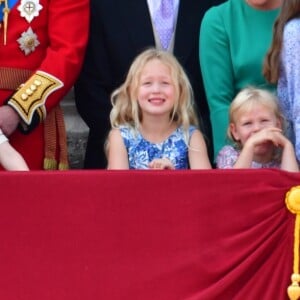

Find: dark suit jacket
<box><xmin>74</xmin><ymin>0</ymin><xmax>224</xmax><ymax>168</ymax></box>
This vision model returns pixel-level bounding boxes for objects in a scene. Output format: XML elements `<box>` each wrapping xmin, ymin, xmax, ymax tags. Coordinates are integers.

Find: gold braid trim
<box><xmin>8</xmin><ymin>71</ymin><xmax>63</xmax><ymax>125</ymax></box>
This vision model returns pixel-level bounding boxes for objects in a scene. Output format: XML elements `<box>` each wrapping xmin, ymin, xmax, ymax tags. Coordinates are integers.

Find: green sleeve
<box><xmin>200</xmin><ymin>7</ymin><xmax>234</xmax><ymax>160</ymax></box>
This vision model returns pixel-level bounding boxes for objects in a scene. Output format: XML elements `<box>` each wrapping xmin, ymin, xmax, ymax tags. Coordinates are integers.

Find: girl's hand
<box><xmin>267</xmin><ymin>130</ymin><xmax>292</xmax><ymax>149</ymax></box>
<box><xmin>148</xmin><ymin>158</ymin><xmax>175</xmax><ymax>170</ymax></box>
<box><xmin>245</xmin><ymin>127</ymin><xmax>283</xmax><ymax>148</ymax></box>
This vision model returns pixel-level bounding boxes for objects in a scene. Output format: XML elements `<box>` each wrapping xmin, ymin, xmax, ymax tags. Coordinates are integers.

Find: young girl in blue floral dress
<box><xmin>106</xmin><ymin>48</ymin><xmax>211</xmax><ymax>170</ymax></box>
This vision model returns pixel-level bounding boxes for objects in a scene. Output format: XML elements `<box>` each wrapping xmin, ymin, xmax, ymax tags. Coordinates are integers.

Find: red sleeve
<box><xmin>7</xmin><ymin>0</ymin><xmax>89</xmax><ymax>125</ymax></box>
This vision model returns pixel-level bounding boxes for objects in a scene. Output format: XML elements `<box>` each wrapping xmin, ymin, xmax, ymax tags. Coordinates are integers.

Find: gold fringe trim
<box><xmin>58</xmin><ymin>163</ymin><xmax>69</xmax><ymax>170</ymax></box>
<box><xmin>43</xmin><ymin>158</ymin><xmax>58</xmax><ymax>170</ymax></box>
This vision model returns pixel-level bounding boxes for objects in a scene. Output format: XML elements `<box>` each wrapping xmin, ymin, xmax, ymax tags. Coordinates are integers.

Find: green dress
<box><xmin>199</xmin><ymin>0</ymin><xmax>279</xmax><ymax>159</ymax></box>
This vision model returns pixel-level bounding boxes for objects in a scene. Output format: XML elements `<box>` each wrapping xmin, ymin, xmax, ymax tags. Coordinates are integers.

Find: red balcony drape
<box><xmin>0</xmin><ymin>169</ymin><xmax>299</xmax><ymax>299</ymax></box>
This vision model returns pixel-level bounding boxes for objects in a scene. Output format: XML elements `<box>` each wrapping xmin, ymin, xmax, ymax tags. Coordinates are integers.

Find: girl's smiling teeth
<box><xmin>149</xmin><ymin>97</ymin><xmax>165</xmax><ymax>103</ymax></box>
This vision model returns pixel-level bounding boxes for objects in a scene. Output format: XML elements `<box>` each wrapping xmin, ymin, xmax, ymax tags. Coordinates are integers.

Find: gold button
<box><xmin>34</xmin><ymin>80</ymin><xmax>41</xmax><ymax>86</ymax></box>
<box><xmin>26</xmin><ymin>89</ymin><xmax>33</xmax><ymax>95</ymax></box>
<box><xmin>21</xmin><ymin>93</ymin><xmax>28</xmax><ymax>100</ymax></box>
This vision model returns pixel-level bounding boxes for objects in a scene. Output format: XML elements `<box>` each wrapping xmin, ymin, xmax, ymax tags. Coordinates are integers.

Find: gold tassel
<box><xmin>286</xmin><ymin>186</ymin><xmax>300</xmax><ymax>300</ymax></box>
<box><xmin>43</xmin><ymin>158</ymin><xmax>58</xmax><ymax>170</ymax></box>
<box><xmin>43</xmin><ymin>105</ymin><xmax>69</xmax><ymax>170</ymax></box>
<box><xmin>58</xmin><ymin>162</ymin><xmax>69</xmax><ymax>170</ymax></box>
<box><xmin>55</xmin><ymin>105</ymin><xmax>69</xmax><ymax>169</ymax></box>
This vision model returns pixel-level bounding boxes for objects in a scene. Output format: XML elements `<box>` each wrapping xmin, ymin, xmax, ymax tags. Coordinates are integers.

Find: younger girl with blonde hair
<box><xmin>217</xmin><ymin>87</ymin><xmax>298</xmax><ymax>171</ymax></box>
<box><xmin>106</xmin><ymin>48</ymin><xmax>211</xmax><ymax>170</ymax></box>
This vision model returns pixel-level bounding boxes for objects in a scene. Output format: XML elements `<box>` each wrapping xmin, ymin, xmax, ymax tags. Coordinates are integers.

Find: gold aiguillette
<box><xmin>0</xmin><ymin>0</ymin><xmax>9</xmax><ymax>45</ymax></box>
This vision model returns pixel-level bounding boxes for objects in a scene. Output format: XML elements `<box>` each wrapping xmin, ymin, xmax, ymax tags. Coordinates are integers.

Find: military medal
<box><xmin>17</xmin><ymin>27</ymin><xmax>40</xmax><ymax>55</ymax></box>
<box><xmin>18</xmin><ymin>0</ymin><xmax>43</xmax><ymax>23</ymax></box>
<box><xmin>17</xmin><ymin>0</ymin><xmax>42</xmax><ymax>54</ymax></box>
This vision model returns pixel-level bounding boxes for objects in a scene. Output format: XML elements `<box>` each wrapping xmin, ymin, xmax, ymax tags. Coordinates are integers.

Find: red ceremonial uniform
<box><xmin>0</xmin><ymin>0</ymin><xmax>89</xmax><ymax>169</ymax></box>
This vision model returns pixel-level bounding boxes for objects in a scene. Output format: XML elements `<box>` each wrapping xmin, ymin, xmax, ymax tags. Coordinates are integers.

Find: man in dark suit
<box><xmin>74</xmin><ymin>0</ymin><xmax>223</xmax><ymax>169</ymax></box>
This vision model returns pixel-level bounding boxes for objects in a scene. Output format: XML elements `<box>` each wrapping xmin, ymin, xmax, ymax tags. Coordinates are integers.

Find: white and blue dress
<box><xmin>119</xmin><ymin>125</ymin><xmax>196</xmax><ymax>169</ymax></box>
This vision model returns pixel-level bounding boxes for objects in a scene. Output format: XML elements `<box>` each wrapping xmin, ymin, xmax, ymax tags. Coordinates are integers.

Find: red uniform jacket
<box><xmin>0</xmin><ymin>0</ymin><xmax>89</xmax><ymax>169</ymax></box>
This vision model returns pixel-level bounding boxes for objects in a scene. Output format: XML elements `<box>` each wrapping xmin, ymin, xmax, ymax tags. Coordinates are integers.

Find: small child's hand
<box><xmin>148</xmin><ymin>158</ymin><xmax>175</xmax><ymax>170</ymax></box>
<box><xmin>267</xmin><ymin>129</ymin><xmax>292</xmax><ymax>149</ymax></box>
<box><xmin>245</xmin><ymin>127</ymin><xmax>283</xmax><ymax>148</ymax></box>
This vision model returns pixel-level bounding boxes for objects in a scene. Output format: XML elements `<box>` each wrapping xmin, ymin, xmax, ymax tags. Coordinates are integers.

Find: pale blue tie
<box><xmin>154</xmin><ymin>0</ymin><xmax>174</xmax><ymax>50</ymax></box>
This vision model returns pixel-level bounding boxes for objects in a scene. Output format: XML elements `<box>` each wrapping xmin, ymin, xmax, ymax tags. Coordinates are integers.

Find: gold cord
<box><xmin>0</xmin><ymin>0</ymin><xmax>9</xmax><ymax>45</ymax></box>
<box><xmin>286</xmin><ymin>186</ymin><xmax>300</xmax><ymax>300</ymax></box>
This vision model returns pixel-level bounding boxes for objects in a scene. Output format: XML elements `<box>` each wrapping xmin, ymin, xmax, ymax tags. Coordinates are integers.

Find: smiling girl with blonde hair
<box><xmin>106</xmin><ymin>48</ymin><xmax>211</xmax><ymax>170</ymax></box>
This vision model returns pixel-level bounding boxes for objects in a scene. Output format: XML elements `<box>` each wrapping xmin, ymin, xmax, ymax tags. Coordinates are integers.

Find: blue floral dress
<box><xmin>119</xmin><ymin>125</ymin><xmax>197</xmax><ymax>169</ymax></box>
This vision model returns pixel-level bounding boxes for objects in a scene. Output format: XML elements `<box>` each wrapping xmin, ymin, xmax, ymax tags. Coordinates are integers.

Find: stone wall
<box><xmin>61</xmin><ymin>88</ymin><xmax>89</xmax><ymax>169</ymax></box>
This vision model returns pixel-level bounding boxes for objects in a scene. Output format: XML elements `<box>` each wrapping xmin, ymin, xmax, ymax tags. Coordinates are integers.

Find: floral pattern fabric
<box><xmin>277</xmin><ymin>18</ymin><xmax>300</xmax><ymax>162</ymax></box>
<box><xmin>119</xmin><ymin>125</ymin><xmax>196</xmax><ymax>169</ymax></box>
<box><xmin>216</xmin><ymin>145</ymin><xmax>280</xmax><ymax>169</ymax></box>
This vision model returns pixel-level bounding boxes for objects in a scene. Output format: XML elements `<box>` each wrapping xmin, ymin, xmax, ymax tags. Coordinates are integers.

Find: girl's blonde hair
<box><xmin>228</xmin><ymin>87</ymin><xmax>284</xmax><ymax>147</ymax></box>
<box><xmin>109</xmin><ymin>48</ymin><xmax>199</xmax><ymax>131</ymax></box>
